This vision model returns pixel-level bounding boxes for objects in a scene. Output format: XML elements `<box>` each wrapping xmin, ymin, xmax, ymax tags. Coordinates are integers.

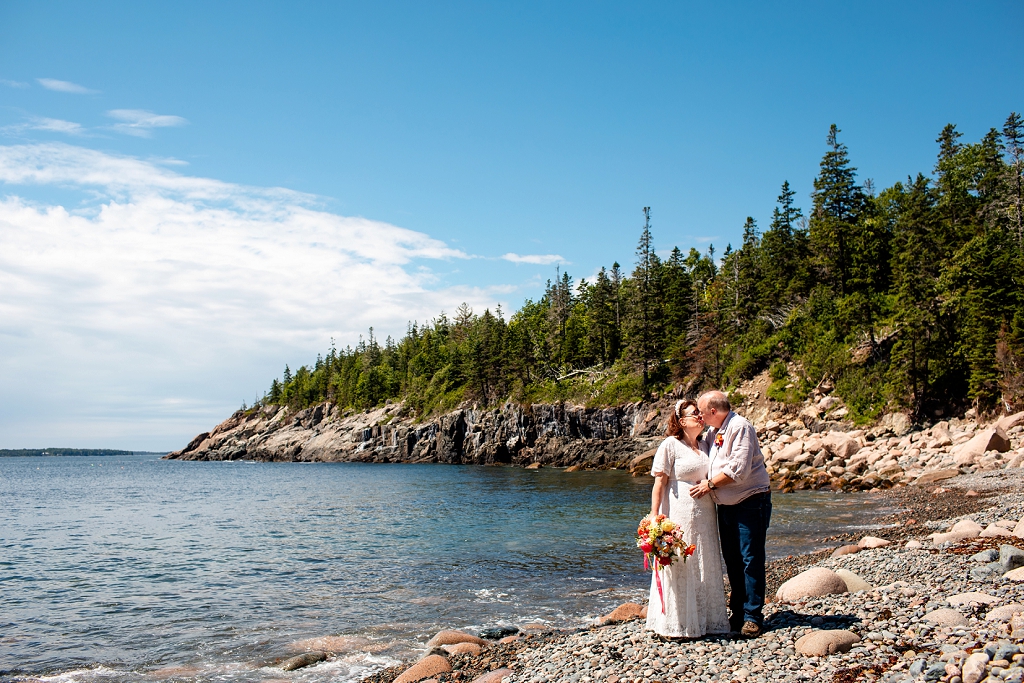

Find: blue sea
<box><xmin>0</xmin><ymin>455</ymin><xmax>893</xmax><ymax>683</ymax></box>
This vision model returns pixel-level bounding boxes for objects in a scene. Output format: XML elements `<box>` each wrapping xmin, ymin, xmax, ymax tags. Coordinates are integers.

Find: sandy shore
<box><xmin>363</xmin><ymin>470</ymin><xmax>1024</xmax><ymax>683</ymax></box>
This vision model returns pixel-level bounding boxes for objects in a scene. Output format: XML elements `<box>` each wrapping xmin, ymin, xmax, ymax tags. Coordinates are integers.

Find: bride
<box><xmin>645</xmin><ymin>399</ymin><xmax>730</xmax><ymax>638</ymax></box>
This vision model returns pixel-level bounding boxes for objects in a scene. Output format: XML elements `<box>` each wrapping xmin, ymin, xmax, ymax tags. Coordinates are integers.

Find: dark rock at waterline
<box><xmin>280</xmin><ymin>651</ymin><xmax>327</xmax><ymax>671</ymax></box>
<box><xmin>477</xmin><ymin>626</ymin><xmax>519</xmax><ymax>640</ymax></box>
<box><xmin>166</xmin><ymin>400</ymin><xmax>662</xmax><ymax>469</ymax></box>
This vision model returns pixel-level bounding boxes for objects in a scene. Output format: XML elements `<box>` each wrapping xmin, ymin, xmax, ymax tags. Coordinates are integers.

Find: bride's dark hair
<box><xmin>666</xmin><ymin>398</ymin><xmax>699</xmax><ymax>438</ymax></box>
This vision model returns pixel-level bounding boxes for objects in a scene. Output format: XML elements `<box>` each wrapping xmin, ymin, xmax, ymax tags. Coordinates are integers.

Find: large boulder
<box><xmin>774</xmin><ymin>441</ymin><xmax>805</xmax><ymax>463</ymax></box>
<box><xmin>930</xmin><ymin>519</ymin><xmax>982</xmax><ymax>544</ymax></box>
<box><xmin>858</xmin><ymin>536</ymin><xmax>890</xmax><ymax>549</ymax></box>
<box><xmin>947</xmin><ymin>591</ymin><xmax>999</xmax><ymax>607</ymax></box>
<box><xmin>880</xmin><ymin>413</ymin><xmax>912</xmax><ymax>436</ymax></box>
<box><xmin>996</xmin><ymin>410</ymin><xmax>1024</xmax><ymax>432</ymax></box>
<box><xmin>394</xmin><ymin>655</ymin><xmax>452</xmax><ymax>683</ymax></box>
<box><xmin>953</xmin><ymin>427</ymin><xmax>1011</xmax><ymax>465</ymax></box>
<box><xmin>597</xmin><ymin>602</ymin><xmax>645</xmax><ymax>625</ymax></box>
<box><xmin>822</xmin><ymin>432</ymin><xmax>862</xmax><ymax>460</ymax></box>
<box><xmin>794</xmin><ymin>630</ymin><xmax>860</xmax><ymax>656</ymax></box>
<box><xmin>1013</xmin><ymin>515</ymin><xmax>1024</xmax><ymax>539</ymax></box>
<box><xmin>776</xmin><ymin>567</ymin><xmax>848</xmax><ymax>603</ymax></box>
<box><xmin>629</xmin><ymin>448</ymin><xmax>657</xmax><ymax>476</ymax></box>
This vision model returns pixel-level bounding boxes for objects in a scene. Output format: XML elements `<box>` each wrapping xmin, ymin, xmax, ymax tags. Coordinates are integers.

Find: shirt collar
<box><xmin>714</xmin><ymin>411</ymin><xmax>735</xmax><ymax>436</ymax></box>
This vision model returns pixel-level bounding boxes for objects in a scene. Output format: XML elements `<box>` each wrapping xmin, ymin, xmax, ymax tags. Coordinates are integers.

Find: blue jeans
<box><xmin>717</xmin><ymin>491</ymin><xmax>772</xmax><ymax>627</ymax></box>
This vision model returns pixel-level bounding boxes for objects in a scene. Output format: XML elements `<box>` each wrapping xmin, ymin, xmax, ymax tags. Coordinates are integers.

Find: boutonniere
<box><xmin>715</xmin><ymin>433</ymin><xmax>724</xmax><ymax>448</ymax></box>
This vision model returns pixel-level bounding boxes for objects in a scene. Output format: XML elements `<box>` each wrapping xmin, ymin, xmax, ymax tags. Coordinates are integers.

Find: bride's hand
<box><xmin>690</xmin><ymin>480</ymin><xmax>711</xmax><ymax>499</ymax></box>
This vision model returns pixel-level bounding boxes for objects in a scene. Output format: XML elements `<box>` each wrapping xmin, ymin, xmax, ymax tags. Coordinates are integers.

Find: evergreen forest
<box><xmin>258</xmin><ymin>116</ymin><xmax>1024</xmax><ymax>425</ymax></box>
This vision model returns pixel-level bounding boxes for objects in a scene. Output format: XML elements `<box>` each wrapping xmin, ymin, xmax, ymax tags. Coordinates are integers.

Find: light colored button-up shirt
<box><xmin>707</xmin><ymin>411</ymin><xmax>771</xmax><ymax>506</ymax></box>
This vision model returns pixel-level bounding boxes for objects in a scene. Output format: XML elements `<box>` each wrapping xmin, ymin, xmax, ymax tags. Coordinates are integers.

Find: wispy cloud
<box><xmin>107</xmin><ymin>109</ymin><xmax>188</xmax><ymax>137</ymax></box>
<box><xmin>37</xmin><ymin>78</ymin><xmax>99</xmax><ymax>94</ymax></box>
<box><xmin>0</xmin><ymin>143</ymin><xmax>501</xmax><ymax>448</ymax></box>
<box><xmin>5</xmin><ymin>116</ymin><xmax>87</xmax><ymax>136</ymax></box>
<box><xmin>1</xmin><ymin>79</ymin><xmax>29</xmax><ymax>89</ymax></box>
<box><xmin>501</xmin><ymin>252</ymin><xmax>566</xmax><ymax>265</ymax></box>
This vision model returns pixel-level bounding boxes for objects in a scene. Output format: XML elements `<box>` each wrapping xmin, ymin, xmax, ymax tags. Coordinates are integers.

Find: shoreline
<box><xmin>360</xmin><ymin>470</ymin><xmax>1024</xmax><ymax>683</ymax></box>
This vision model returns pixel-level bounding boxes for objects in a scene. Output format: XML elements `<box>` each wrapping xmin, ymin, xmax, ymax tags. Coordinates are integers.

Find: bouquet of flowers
<box><xmin>636</xmin><ymin>514</ymin><xmax>696</xmax><ymax>613</ymax></box>
<box><xmin>636</xmin><ymin>514</ymin><xmax>695</xmax><ymax>569</ymax></box>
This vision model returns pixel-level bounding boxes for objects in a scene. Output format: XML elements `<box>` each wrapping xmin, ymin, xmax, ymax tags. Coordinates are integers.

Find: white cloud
<box><xmin>501</xmin><ymin>252</ymin><xmax>566</xmax><ymax>265</ymax></box>
<box><xmin>1</xmin><ymin>79</ymin><xmax>29</xmax><ymax>89</ymax></box>
<box><xmin>37</xmin><ymin>78</ymin><xmax>99</xmax><ymax>94</ymax></box>
<box><xmin>3</xmin><ymin>116</ymin><xmax>88</xmax><ymax>136</ymax></box>
<box><xmin>0</xmin><ymin>143</ymin><xmax>503</xmax><ymax>450</ymax></box>
<box><xmin>107</xmin><ymin>109</ymin><xmax>188</xmax><ymax>137</ymax></box>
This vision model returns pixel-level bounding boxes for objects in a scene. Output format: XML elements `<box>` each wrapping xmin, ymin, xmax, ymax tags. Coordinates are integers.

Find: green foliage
<box><xmin>255</xmin><ymin>115</ymin><xmax>1024</xmax><ymax>422</ymax></box>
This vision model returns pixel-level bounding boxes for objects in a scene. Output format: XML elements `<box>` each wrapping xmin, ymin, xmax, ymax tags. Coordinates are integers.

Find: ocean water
<box><xmin>0</xmin><ymin>455</ymin><xmax>894</xmax><ymax>683</ymax></box>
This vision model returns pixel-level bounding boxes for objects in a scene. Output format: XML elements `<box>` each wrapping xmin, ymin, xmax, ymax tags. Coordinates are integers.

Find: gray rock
<box><xmin>280</xmin><ymin>651</ymin><xmax>327</xmax><ymax>671</ymax></box>
<box><xmin>924</xmin><ymin>662</ymin><xmax>947</xmax><ymax>681</ymax></box>
<box><xmin>971</xmin><ymin>549</ymin><xmax>999</xmax><ymax>563</ymax></box>
<box><xmin>1000</xmin><ymin>544</ymin><xmax>1024</xmax><ymax>571</ymax></box>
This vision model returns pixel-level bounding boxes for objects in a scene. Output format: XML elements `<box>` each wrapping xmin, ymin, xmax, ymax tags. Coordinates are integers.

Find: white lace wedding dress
<box><xmin>645</xmin><ymin>436</ymin><xmax>730</xmax><ymax>638</ymax></box>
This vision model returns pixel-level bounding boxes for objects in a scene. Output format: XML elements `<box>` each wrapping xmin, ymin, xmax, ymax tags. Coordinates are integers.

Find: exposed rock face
<box><xmin>166</xmin><ymin>401</ymin><xmax>661</xmax><ymax>468</ymax></box>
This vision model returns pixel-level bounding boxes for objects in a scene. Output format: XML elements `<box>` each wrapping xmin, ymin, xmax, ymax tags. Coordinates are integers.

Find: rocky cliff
<box><xmin>165</xmin><ymin>400</ymin><xmax>669</xmax><ymax>468</ymax></box>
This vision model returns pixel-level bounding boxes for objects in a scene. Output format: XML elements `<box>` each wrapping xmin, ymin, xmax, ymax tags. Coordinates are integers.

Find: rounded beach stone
<box><xmin>469</xmin><ymin>669</ymin><xmax>513</xmax><ymax>683</ymax></box>
<box><xmin>858</xmin><ymin>536</ymin><xmax>890</xmax><ymax>549</ymax></box>
<box><xmin>394</xmin><ymin>655</ymin><xmax>452</xmax><ymax>683</ymax></box>
<box><xmin>794</xmin><ymin>630</ymin><xmax>860</xmax><ymax>656</ymax></box>
<box><xmin>443</xmin><ymin>642</ymin><xmax>481</xmax><ymax>655</ymax></box>
<box><xmin>947</xmin><ymin>591</ymin><xmax>999</xmax><ymax>606</ymax></box>
<box><xmin>922</xmin><ymin>608</ymin><xmax>968</xmax><ymax>626</ymax></box>
<box><xmin>834</xmin><ymin>568</ymin><xmax>871</xmax><ymax>592</ymax></box>
<box><xmin>776</xmin><ymin>567</ymin><xmax>848</xmax><ymax>602</ymax></box>
<box><xmin>905</xmin><ymin>539</ymin><xmax>924</xmax><ymax>549</ymax></box>
<box><xmin>598</xmin><ymin>602</ymin><xmax>645</xmax><ymax>624</ymax></box>
<box><xmin>280</xmin><ymin>651</ymin><xmax>327</xmax><ymax>671</ymax></box>
<box><xmin>913</xmin><ymin>469</ymin><xmax>959</xmax><ymax>485</ymax></box>
<box><xmin>1004</xmin><ymin>566</ymin><xmax>1024</xmax><ymax>581</ymax></box>
<box><xmin>980</xmin><ymin>523</ymin><xmax>1013</xmax><ymax>537</ymax></box>
<box><xmin>1014</xmin><ymin>516</ymin><xmax>1024</xmax><ymax>539</ymax></box>
<box><xmin>426</xmin><ymin>630</ymin><xmax>487</xmax><ymax>647</ymax></box>
<box><xmin>831</xmin><ymin>544</ymin><xmax>861</xmax><ymax>558</ymax></box>
<box><xmin>962</xmin><ymin>652</ymin><xmax>990</xmax><ymax>683</ymax></box>
<box><xmin>986</xmin><ymin>603</ymin><xmax>1024</xmax><ymax>622</ymax></box>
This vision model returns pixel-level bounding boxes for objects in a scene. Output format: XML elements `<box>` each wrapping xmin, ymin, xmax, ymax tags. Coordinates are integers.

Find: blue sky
<box><xmin>1</xmin><ymin>1</ymin><xmax>1021</xmax><ymax>449</ymax></box>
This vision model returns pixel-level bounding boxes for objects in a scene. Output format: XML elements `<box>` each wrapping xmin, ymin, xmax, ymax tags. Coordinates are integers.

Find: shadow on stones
<box><xmin>763</xmin><ymin>609</ymin><xmax>860</xmax><ymax>632</ymax></box>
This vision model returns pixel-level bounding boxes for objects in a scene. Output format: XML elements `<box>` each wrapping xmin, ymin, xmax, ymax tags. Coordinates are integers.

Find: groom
<box><xmin>690</xmin><ymin>391</ymin><xmax>772</xmax><ymax>638</ymax></box>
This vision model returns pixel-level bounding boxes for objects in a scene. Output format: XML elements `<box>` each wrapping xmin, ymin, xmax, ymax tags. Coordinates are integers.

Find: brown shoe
<box><xmin>740</xmin><ymin>621</ymin><xmax>761</xmax><ymax>638</ymax></box>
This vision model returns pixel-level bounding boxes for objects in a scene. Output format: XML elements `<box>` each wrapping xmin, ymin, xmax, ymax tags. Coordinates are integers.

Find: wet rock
<box><xmin>443</xmin><ymin>643</ymin><xmax>482</xmax><ymax>655</ymax></box>
<box><xmin>280</xmin><ymin>651</ymin><xmax>327</xmax><ymax>671</ymax></box>
<box><xmin>477</xmin><ymin>626</ymin><xmax>519</xmax><ymax>640</ymax></box>
<box><xmin>794</xmin><ymin>629</ymin><xmax>860</xmax><ymax>656</ymax></box>
<box><xmin>597</xmin><ymin>602</ymin><xmax>645</xmax><ymax>625</ymax></box>
<box><xmin>426</xmin><ymin>630</ymin><xmax>487</xmax><ymax>647</ymax></box>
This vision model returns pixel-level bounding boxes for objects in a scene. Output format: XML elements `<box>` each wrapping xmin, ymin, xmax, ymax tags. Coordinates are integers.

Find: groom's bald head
<box><xmin>697</xmin><ymin>391</ymin><xmax>731</xmax><ymax>429</ymax></box>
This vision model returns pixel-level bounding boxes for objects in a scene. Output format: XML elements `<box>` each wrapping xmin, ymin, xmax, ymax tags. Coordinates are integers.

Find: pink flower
<box><xmin>640</xmin><ymin>542</ymin><xmax>653</xmax><ymax>553</ymax></box>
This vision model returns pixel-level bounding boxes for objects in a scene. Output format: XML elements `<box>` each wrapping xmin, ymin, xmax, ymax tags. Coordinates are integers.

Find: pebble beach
<box><xmin>360</xmin><ymin>468</ymin><xmax>1024</xmax><ymax>683</ymax></box>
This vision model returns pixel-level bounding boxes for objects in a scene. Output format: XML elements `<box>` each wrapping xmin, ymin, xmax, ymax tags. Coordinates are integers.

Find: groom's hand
<box><xmin>690</xmin><ymin>481</ymin><xmax>711</xmax><ymax>499</ymax></box>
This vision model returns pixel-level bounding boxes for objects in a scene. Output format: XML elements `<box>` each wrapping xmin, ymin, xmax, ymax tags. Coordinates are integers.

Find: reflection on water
<box><xmin>0</xmin><ymin>456</ymin><xmax>892</xmax><ymax>683</ymax></box>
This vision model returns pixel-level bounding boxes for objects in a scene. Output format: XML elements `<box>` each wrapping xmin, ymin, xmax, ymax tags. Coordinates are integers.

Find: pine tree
<box><xmin>810</xmin><ymin>124</ymin><xmax>865</xmax><ymax>295</ymax></box>
<box><xmin>624</xmin><ymin>207</ymin><xmax>665</xmax><ymax>389</ymax></box>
